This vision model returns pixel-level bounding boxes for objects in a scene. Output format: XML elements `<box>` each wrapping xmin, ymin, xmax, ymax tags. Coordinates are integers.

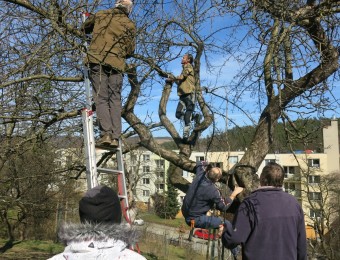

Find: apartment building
<box><xmin>124</xmin><ymin>149</ymin><xmax>169</xmax><ymax>203</ymax></box>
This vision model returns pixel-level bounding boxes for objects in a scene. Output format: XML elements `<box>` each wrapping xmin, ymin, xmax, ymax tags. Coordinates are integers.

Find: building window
<box><xmin>284</xmin><ymin>183</ymin><xmax>301</xmax><ymax>197</ymax></box>
<box><xmin>130</xmin><ymin>154</ymin><xmax>137</xmax><ymax>162</ymax></box>
<box><xmin>310</xmin><ymin>209</ymin><xmax>322</xmax><ymax>219</ymax></box>
<box><xmin>180</xmin><ymin>196</ymin><xmax>185</xmax><ymax>203</ymax></box>
<box><xmin>196</xmin><ymin>156</ymin><xmax>205</xmax><ymax>162</ymax></box>
<box><xmin>265</xmin><ymin>159</ymin><xmax>276</xmax><ymax>165</ymax></box>
<box><xmin>284</xmin><ymin>182</ymin><xmax>295</xmax><ymax>192</ymax></box>
<box><xmin>157</xmin><ymin>184</ymin><xmax>164</xmax><ymax>190</ymax></box>
<box><xmin>182</xmin><ymin>171</ymin><xmax>189</xmax><ymax>178</ymax></box>
<box><xmin>131</xmin><ymin>166</ymin><xmax>137</xmax><ymax>173</ymax></box>
<box><xmin>308</xmin><ymin>175</ymin><xmax>320</xmax><ymax>184</ymax></box>
<box><xmin>308</xmin><ymin>192</ymin><xmax>321</xmax><ymax>201</ymax></box>
<box><xmin>228</xmin><ymin>156</ymin><xmax>238</xmax><ymax>164</ymax></box>
<box><xmin>142</xmin><ymin>178</ymin><xmax>150</xmax><ymax>184</ymax></box>
<box><xmin>157</xmin><ymin>172</ymin><xmax>164</xmax><ymax>178</ymax></box>
<box><xmin>155</xmin><ymin>159</ymin><xmax>165</xmax><ymax>169</ymax></box>
<box><xmin>143</xmin><ymin>166</ymin><xmax>150</xmax><ymax>173</ymax></box>
<box><xmin>211</xmin><ymin>162</ymin><xmax>223</xmax><ymax>168</ymax></box>
<box><xmin>284</xmin><ymin>166</ymin><xmax>295</xmax><ymax>178</ymax></box>
<box><xmin>143</xmin><ymin>154</ymin><xmax>150</xmax><ymax>162</ymax></box>
<box><xmin>142</xmin><ymin>190</ymin><xmax>150</xmax><ymax>197</ymax></box>
<box><xmin>308</xmin><ymin>159</ymin><xmax>320</xmax><ymax>168</ymax></box>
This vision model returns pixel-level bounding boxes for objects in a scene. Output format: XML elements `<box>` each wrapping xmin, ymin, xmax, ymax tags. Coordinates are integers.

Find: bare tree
<box><xmin>0</xmin><ymin>0</ymin><xmax>338</xmax><ymax>197</ymax></box>
<box><xmin>0</xmin><ymin>141</ymin><xmax>60</xmax><ymax>240</ymax></box>
<box><xmin>304</xmin><ymin>171</ymin><xmax>340</xmax><ymax>260</ymax></box>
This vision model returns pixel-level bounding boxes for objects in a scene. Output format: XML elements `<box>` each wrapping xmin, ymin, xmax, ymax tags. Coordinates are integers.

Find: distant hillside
<box><xmin>193</xmin><ymin>118</ymin><xmax>340</xmax><ymax>153</ymax></box>
<box><xmin>48</xmin><ymin>119</ymin><xmax>339</xmax><ymax>153</ymax></box>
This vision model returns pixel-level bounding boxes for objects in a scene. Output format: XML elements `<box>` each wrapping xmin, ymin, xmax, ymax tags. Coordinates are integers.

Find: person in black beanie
<box><xmin>49</xmin><ymin>185</ymin><xmax>146</xmax><ymax>259</ymax></box>
<box><xmin>79</xmin><ymin>185</ymin><xmax>122</xmax><ymax>224</ymax></box>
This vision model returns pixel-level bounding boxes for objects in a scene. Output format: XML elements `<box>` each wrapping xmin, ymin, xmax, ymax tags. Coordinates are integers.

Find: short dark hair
<box><xmin>186</xmin><ymin>53</ymin><xmax>194</xmax><ymax>64</ymax></box>
<box><xmin>260</xmin><ymin>162</ymin><xmax>284</xmax><ymax>187</ymax></box>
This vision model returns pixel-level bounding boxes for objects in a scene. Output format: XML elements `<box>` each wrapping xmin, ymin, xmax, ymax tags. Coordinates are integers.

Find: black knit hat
<box><xmin>79</xmin><ymin>185</ymin><xmax>122</xmax><ymax>224</ymax></box>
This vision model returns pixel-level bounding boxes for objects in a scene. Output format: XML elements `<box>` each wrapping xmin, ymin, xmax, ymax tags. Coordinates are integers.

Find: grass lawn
<box><xmin>0</xmin><ymin>239</ymin><xmax>64</xmax><ymax>259</ymax></box>
<box><xmin>140</xmin><ymin>213</ymin><xmax>190</xmax><ymax>230</ymax></box>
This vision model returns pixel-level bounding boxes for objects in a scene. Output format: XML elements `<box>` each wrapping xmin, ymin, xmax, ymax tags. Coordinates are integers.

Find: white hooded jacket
<box><xmin>48</xmin><ymin>222</ymin><xmax>146</xmax><ymax>260</ymax></box>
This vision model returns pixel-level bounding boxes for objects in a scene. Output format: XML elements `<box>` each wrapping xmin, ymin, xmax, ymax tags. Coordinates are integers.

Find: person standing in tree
<box><xmin>166</xmin><ymin>53</ymin><xmax>196</xmax><ymax>139</ymax></box>
<box><xmin>83</xmin><ymin>0</ymin><xmax>136</xmax><ymax>148</ymax></box>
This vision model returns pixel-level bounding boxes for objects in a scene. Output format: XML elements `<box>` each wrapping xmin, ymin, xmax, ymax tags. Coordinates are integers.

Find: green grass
<box><xmin>0</xmin><ymin>239</ymin><xmax>64</xmax><ymax>259</ymax></box>
<box><xmin>138</xmin><ymin>237</ymin><xmax>206</xmax><ymax>260</ymax></box>
<box><xmin>140</xmin><ymin>213</ymin><xmax>190</xmax><ymax>230</ymax></box>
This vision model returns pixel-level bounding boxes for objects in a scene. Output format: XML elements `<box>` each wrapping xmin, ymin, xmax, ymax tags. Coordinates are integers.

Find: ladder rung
<box><xmin>95</xmin><ymin>144</ymin><xmax>121</xmax><ymax>151</ymax></box>
<box><xmin>97</xmin><ymin>167</ymin><xmax>123</xmax><ymax>175</ymax></box>
<box><xmin>118</xmin><ymin>195</ymin><xmax>127</xmax><ymax>199</ymax></box>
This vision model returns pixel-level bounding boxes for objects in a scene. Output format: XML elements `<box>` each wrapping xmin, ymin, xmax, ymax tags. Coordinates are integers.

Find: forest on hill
<box><xmin>162</xmin><ymin>118</ymin><xmax>339</xmax><ymax>154</ymax></box>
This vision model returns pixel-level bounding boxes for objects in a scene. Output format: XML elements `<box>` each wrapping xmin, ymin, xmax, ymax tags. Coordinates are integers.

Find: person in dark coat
<box><xmin>181</xmin><ymin>161</ymin><xmax>243</xmax><ymax>229</ymax></box>
<box><xmin>222</xmin><ymin>162</ymin><xmax>307</xmax><ymax>260</ymax></box>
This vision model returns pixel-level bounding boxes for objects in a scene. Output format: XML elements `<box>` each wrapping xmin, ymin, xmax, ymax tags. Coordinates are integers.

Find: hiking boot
<box><xmin>176</xmin><ymin>111</ymin><xmax>184</xmax><ymax>121</ymax></box>
<box><xmin>110</xmin><ymin>138</ymin><xmax>119</xmax><ymax>149</ymax></box>
<box><xmin>97</xmin><ymin>133</ymin><xmax>111</xmax><ymax>147</ymax></box>
<box><xmin>191</xmin><ymin>113</ymin><xmax>195</xmax><ymax>121</ymax></box>
<box><xmin>192</xmin><ymin>113</ymin><xmax>202</xmax><ymax>125</ymax></box>
<box><xmin>183</xmin><ymin>125</ymin><xmax>191</xmax><ymax>139</ymax></box>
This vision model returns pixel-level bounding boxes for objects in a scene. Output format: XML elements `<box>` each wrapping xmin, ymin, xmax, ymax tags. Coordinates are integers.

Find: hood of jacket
<box><xmin>58</xmin><ymin>222</ymin><xmax>140</xmax><ymax>246</ymax></box>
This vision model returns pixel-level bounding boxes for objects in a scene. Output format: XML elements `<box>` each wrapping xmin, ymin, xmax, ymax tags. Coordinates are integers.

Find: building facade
<box><xmin>124</xmin><ymin>149</ymin><xmax>169</xmax><ymax>203</ymax></box>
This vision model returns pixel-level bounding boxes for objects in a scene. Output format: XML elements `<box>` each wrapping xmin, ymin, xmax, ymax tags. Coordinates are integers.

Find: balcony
<box><xmin>286</xmin><ymin>189</ymin><xmax>301</xmax><ymax>198</ymax></box>
<box><xmin>284</xmin><ymin>173</ymin><xmax>301</xmax><ymax>182</ymax></box>
<box><xmin>154</xmin><ymin>178</ymin><xmax>165</xmax><ymax>184</ymax></box>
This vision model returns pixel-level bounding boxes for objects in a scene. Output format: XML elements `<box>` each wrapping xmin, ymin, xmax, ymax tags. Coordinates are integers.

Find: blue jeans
<box><xmin>186</xmin><ymin>215</ymin><xmax>223</xmax><ymax>229</ymax></box>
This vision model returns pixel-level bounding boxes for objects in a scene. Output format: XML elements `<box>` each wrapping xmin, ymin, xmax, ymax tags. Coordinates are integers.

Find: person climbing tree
<box><xmin>181</xmin><ymin>161</ymin><xmax>243</xmax><ymax>229</ymax></box>
<box><xmin>182</xmin><ymin>161</ymin><xmax>243</xmax><ymax>257</ymax></box>
<box><xmin>166</xmin><ymin>53</ymin><xmax>196</xmax><ymax>139</ymax></box>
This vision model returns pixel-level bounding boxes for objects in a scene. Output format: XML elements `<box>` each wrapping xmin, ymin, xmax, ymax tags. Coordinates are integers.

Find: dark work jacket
<box><xmin>181</xmin><ymin>162</ymin><xmax>231</xmax><ymax>219</ymax></box>
<box><xmin>222</xmin><ymin>187</ymin><xmax>307</xmax><ymax>260</ymax></box>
